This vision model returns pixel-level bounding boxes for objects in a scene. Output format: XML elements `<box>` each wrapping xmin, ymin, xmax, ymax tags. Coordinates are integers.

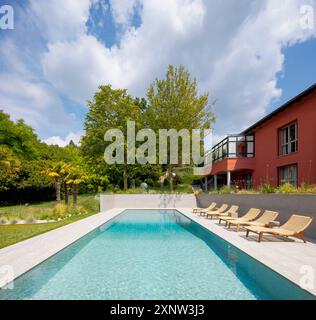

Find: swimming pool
<box><xmin>0</xmin><ymin>209</ymin><xmax>314</xmax><ymax>300</ymax></box>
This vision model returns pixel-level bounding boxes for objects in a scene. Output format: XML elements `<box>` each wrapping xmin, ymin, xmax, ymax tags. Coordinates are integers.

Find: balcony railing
<box><xmin>211</xmin><ymin>134</ymin><xmax>255</xmax><ymax>164</ymax></box>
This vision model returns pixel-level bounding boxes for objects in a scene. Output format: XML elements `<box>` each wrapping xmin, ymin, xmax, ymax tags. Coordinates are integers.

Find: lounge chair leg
<box><xmin>227</xmin><ymin>223</ymin><xmax>231</xmax><ymax>229</ymax></box>
<box><xmin>246</xmin><ymin>230</ymin><xmax>249</xmax><ymax>237</ymax></box>
<box><xmin>258</xmin><ymin>232</ymin><xmax>263</xmax><ymax>243</ymax></box>
<box><xmin>237</xmin><ymin>224</ymin><xmax>240</xmax><ymax>232</ymax></box>
<box><xmin>219</xmin><ymin>219</ymin><xmax>222</xmax><ymax>225</ymax></box>
<box><xmin>298</xmin><ymin>232</ymin><xmax>307</xmax><ymax>243</ymax></box>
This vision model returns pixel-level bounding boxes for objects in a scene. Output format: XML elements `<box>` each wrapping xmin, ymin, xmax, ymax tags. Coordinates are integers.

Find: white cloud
<box><xmin>43</xmin><ymin>131</ymin><xmax>83</xmax><ymax>147</ymax></box>
<box><xmin>29</xmin><ymin>0</ymin><xmax>92</xmax><ymax>42</ymax></box>
<box><xmin>109</xmin><ymin>0</ymin><xmax>141</xmax><ymax>26</ymax></box>
<box><xmin>0</xmin><ymin>74</ymin><xmax>75</xmax><ymax>137</ymax></box>
<box><xmin>4</xmin><ymin>0</ymin><xmax>316</xmax><ymax>142</ymax></box>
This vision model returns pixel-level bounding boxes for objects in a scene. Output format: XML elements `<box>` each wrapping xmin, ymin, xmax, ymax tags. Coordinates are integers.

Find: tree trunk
<box><xmin>123</xmin><ymin>167</ymin><xmax>128</xmax><ymax>191</ymax></box>
<box><xmin>72</xmin><ymin>184</ymin><xmax>77</xmax><ymax>207</ymax></box>
<box><xmin>169</xmin><ymin>165</ymin><xmax>174</xmax><ymax>192</ymax></box>
<box><xmin>55</xmin><ymin>176</ymin><xmax>61</xmax><ymax>202</ymax></box>
<box><xmin>64</xmin><ymin>182</ymin><xmax>68</xmax><ymax>205</ymax></box>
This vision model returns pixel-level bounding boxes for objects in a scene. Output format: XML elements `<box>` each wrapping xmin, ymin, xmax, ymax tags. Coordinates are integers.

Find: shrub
<box><xmin>146</xmin><ymin>178</ymin><xmax>154</xmax><ymax>187</ymax></box>
<box><xmin>53</xmin><ymin>204</ymin><xmax>68</xmax><ymax>216</ymax></box>
<box><xmin>259</xmin><ymin>183</ymin><xmax>276</xmax><ymax>194</ymax></box>
<box><xmin>10</xmin><ymin>218</ymin><xmax>19</xmax><ymax>224</ymax></box>
<box><xmin>26</xmin><ymin>217</ymin><xmax>35</xmax><ymax>224</ymax></box>
<box><xmin>174</xmin><ymin>175</ymin><xmax>182</xmax><ymax>185</ymax></box>
<box><xmin>217</xmin><ymin>186</ymin><xmax>233</xmax><ymax>194</ymax></box>
<box><xmin>277</xmin><ymin>183</ymin><xmax>298</xmax><ymax>194</ymax></box>
<box><xmin>114</xmin><ymin>186</ymin><xmax>121</xmax><ymax>193</ymax></box>
<box><xmin>69</xmin><ymin>205</ymin><xmax>88</xmax><ymax>216</ymax></box>
<box><xmin>0</xmin><ymin>217</ymin><xmax>8</xmax><ymax>224</ymax></box>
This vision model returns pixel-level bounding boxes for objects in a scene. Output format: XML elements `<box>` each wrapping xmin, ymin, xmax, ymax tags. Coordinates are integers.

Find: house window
<box><xmin>279</xmin><ymin>122</ymin><xmax>298</xmax><ymax>156</ymax></box>
<box><xmin>279</xmin><ymin>164</ymin><xmax>298</xmax><ymax>187</ymax></box>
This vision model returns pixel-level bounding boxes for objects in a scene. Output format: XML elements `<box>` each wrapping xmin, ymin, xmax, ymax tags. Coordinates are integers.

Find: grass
<box><xmin>0</xmin><ymin>194</ymin><xmax>99</xmax><ymax>222</ymax></box>
<box><xmin>0</xmin><ymin>194</ymin><xmax>100</xmax><ymax>249</ymax></box>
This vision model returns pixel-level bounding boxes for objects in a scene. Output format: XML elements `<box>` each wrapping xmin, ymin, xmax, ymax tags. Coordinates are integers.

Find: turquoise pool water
<box><xmin>0</xmin><ymin>210</ymin><xmax>314</xmax><ymax>300</ymax></box>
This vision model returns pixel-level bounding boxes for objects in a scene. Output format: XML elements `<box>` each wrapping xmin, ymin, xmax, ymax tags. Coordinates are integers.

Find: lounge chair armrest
<box><xmin>268</xmin><ymin>221</ymin><xmax>280</xmax><ymax>228</ymax></box>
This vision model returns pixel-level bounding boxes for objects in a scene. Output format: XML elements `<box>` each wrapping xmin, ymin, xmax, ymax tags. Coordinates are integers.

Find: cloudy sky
<box><xmin>0</xmin><ymin>0</ymin><xmax>315</xmax><ymax>146</ymax></box>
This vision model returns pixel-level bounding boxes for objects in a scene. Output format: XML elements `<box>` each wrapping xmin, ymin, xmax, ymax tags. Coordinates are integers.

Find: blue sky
<box><xmin>272</xmin><ymin>37</ymin><xmax>316</xmax><ymax>110</ymax></box>
<box><xmin>0</xmin><ymin>0</ymin><xmax>315</xmax><ymax>146</ymax></box>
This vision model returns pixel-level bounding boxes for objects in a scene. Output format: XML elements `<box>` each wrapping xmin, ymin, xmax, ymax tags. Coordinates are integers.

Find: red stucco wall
<box><xmin>210</xmin><ymin>158</ymin><xmax>256</xmax><ymax>176</ymax></box>
<box><xmin>252</xmin><ymin>91</ymin><xmax>316</xmax><ymax>187</ymax></box>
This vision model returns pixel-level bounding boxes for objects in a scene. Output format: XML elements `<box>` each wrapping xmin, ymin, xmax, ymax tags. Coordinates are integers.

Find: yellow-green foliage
<box><xmin>277</xmin><ymin>183</ymin><xmax>298</xmax><ymax>194</ymax></box>
<box><xmin>259</xmin><ymin>184</ymin><xmax>276</xmax><ymax>194</ymax></box>
<box><xmin>0</xmin><ymin>194</ymin><xmax>99</xmax><ymax>223</ymax></box>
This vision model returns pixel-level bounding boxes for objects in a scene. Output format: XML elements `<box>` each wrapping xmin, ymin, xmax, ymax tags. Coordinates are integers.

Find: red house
<box><xmin>206</xmin><ymin>83</ymin><xmax>316</xmax><ymax>189</ymax></box>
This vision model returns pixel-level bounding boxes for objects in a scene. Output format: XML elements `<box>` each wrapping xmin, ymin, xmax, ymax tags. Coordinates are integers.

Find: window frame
<box><xmin>278</xmin><ymin>163</ymin><xmax>298</xmax><ymax>187</ymax></box>
<box><xmin>278</xmin><ymin>121</ymin><xmax>298</xmax><ymax>156</ymax></box>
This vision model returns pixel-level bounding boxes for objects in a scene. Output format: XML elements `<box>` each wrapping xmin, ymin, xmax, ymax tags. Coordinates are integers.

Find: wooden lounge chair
<box><xmin>227</xmin><ymin>210</ymin><xmax>279</xmax><ymax>232</ymax></box>
<box><xmin>219</xmin><ymin>208</ymin><xmax>261</xmax><ymax>225</ymax></box>
<box><xmin>192</xmin><ymin>202</ymin><xmax>216</xmax><ymax>214</ymax></box>
<box><xmin>245</xmin><ymin>214</ymin><xmax>313</xmax><ymax>243</ymax></box>
<box><xmin>199</xmin><ymin>203</ymin><xmax>222</xmax><ymax>217</ymax></box>
<box><xmin>226</xmin><ymin>209</ymin><xmax>262</xmax><ymax>231</ymax></box>
<box><xmin>206</xmin><ymin>204</ymin><xmax>237</xmax><ymax>220</ymax></box>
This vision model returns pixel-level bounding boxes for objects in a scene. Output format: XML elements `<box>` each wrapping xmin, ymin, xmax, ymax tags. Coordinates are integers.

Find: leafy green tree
<box><xmin>81</xmin><ymin>85</ymin><xmax>143</xmax><ymax>190</ymax></box>
<box><xmin>145</xmin><ymin>65</ymin><xmax>215</xmax><ymax>190</ymax></box>
<box><xmin>0</xmin><ymin>110</ymin><xmax>41</xmax><ymax>160</ymax></box>
<box><xmin>17</xmin><ymin>160</ymin><xmax>53</xmax><ymax>190</ymax></box>
<box><xmin>0</xmin><ymin>146</ymin><xmax>21</xmax><ymax>191</ymax></box>
<box><xmin>86</xmin><ymin>173</ymin><xmax>109</xmax><ymax>193</ymax></box>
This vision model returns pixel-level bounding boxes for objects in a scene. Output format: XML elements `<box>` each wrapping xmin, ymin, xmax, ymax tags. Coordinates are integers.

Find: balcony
<box><xmin>211</xmin><ymin>134</ymin><xmax>255</xmax><ymax>163</ymax></box>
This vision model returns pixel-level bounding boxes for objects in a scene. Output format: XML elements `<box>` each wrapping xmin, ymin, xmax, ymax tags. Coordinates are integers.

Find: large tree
<box><xmin>81</xmin><ymin>85</ymin><xmax>143</xmax><ymax>190</ymax></box>
<box><xmin>145</xmin><ymin>65</ymin><xmax>214</xmax><ymax>190</ymax></box>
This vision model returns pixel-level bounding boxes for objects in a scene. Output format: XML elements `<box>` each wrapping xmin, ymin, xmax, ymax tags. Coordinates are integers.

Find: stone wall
<box><xmin>100</xmin><ymin>194</ymin><xmax>197</xmax><ymax>212</ymax></box>
<box><xmin>196</xmin><ymin>194</ymin><xmax>316</xmax><ymax>239</ymax></box>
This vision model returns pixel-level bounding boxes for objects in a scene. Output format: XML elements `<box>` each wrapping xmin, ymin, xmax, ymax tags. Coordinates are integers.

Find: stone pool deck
<box><xmin>0</xmin><ymin>207</ymin><xmax>316</xmax><ymax>297</ymax></box>
<box><xmin>179</xmin><ymin>208</ymin><xmax>316</xmax><ymax>297</ymax></box>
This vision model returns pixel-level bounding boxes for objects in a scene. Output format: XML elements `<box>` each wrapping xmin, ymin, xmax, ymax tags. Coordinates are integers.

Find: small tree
<box><xmin>66</xmin><ymin>166</ymin><xmax>86</xmax><ymax>207</ymax></box>
<box><xmin>44</xmin><ymin>162</ymin><xmax>66</xmax><ymax>202</ymax></box>
<box><xmin>61</xmin><ymin>163</ymin><xmax>71</xmax><ymax>205</ymax></box>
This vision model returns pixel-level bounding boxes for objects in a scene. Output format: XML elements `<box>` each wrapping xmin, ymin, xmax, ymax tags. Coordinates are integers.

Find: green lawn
<box><xmin>0</xmin><ymin>194</ymin><xmax>100</xmax><ymax>249</ymax></box>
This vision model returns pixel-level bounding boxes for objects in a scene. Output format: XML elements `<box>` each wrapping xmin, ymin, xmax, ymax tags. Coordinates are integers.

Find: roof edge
<box><xmin>242</xmin><ymin>83</ymin><xmax>316</xmax><ymax>134</ymax></box>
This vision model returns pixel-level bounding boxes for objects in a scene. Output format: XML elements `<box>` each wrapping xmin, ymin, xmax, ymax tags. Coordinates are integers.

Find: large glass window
<box><xmin>211</xmin><ymin>135</ymin><xmax>255</xmax><ymax>163</ymax></box>
<box><xmin>279</xmin><ymin>164</ymin><xmax>298</xmax><ymax>187</ymax></box>
<box><xmin>279</xmin><ymin>122</ymin><xmax>298</xmax><ymax>156</ymax></box>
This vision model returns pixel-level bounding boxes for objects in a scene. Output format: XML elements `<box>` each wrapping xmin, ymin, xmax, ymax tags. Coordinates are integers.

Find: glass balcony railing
<box><xmin>211</xmin><ymin>135</ymin><xmax>255</xmax><ymax>164</ymax></box>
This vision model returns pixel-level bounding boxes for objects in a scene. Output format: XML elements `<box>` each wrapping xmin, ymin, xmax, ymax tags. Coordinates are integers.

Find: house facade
<box><xmin>206</xmin><ymin>84</ymin><xmax>316</xmax><ymax>190</ymax></box>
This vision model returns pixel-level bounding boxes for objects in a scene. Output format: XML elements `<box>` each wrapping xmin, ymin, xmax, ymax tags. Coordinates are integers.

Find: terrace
<box><xmin>205</xmin><ymin>135</ymin><xmax>256</xmax><ymax>189</ymax></box>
